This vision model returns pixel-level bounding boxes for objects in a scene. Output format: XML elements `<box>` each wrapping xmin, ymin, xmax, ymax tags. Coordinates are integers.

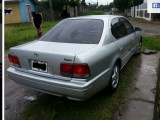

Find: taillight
<box><xmin>73</xmin><ymin>64</ymin><xmax>90</xmax><ymax>78</ymax></box>
<box><xmin>60</xmin><ymin>63</ymin><xmax>90</xmax><ymax>79</ymax></box>
<box><xmin>60</xmin><ymin>63</ymin><xmax>73</xmax><ymax>77</ymax></box>
<box><xmin>8</xmin><ymin>54</ymin><xmax>21</xmax><ymax>67</ymax></box>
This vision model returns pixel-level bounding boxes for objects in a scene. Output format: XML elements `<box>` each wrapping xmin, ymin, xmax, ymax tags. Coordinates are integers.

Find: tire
<box><xmin>108</xmin><ymin>63</ymin><xmax>120</xmax><ymax>93</ymax></box>
<box><xmin>135</xmin><ymin>38</ymin><xmax>142</xmax><ymax>55</ymax></box>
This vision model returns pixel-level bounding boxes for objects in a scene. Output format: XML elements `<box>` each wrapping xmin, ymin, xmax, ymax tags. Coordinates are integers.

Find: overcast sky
<box><xmin>85</xmin><ymin>0</ymin><xmax>113</xmax><ymax>5</ymax></box>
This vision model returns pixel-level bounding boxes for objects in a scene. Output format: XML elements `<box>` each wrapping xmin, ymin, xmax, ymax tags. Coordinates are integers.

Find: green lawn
<box><xmin>142</xmin><ymin>36</ymin><xmax>160</xmax><ymax>51</ymax></box>
<box><xmin>5</xmin><ymin>21</ymin><xmax>60</xmax><ymax>50</ymax></box>
<box><xmin>5</xmin><ymin>21</ymin><xmax>160</xmax><ymax>120</ymax></box>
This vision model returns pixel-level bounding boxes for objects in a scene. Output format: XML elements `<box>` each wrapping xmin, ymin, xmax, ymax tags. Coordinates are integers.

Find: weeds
<box><xmin>5</xmin><ymin>21</ymin><xmax>60</xmax><ymax>50</ymax></box>
<box><xmin>142</xmin><ymin>36</ymin><xmax>160</xmax><ymax>51</ymax></box>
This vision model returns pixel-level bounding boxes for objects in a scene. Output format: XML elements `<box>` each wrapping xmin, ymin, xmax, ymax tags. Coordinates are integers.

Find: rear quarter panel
<box><xmin>74</xmin><ymin>17</ymin><xmax>122</xmax><ymax>89</ymax></box>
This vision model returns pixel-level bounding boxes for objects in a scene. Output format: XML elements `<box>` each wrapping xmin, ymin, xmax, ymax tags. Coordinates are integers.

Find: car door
<box><xmin>120</xmin><ymin>17</ymin><xmax>137</xmax><ymax>54</ymax></box>
<box><xmin>110</xmin><ymin>17</ymin><xmax>131</xmax><ymax>66</ymax></box>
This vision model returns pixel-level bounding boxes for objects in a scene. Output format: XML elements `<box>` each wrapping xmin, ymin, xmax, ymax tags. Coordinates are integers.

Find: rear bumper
<box><xmin>7</xmin><ymin>67</ymin><xmax>111</xmax><ymax>100</ymax></box>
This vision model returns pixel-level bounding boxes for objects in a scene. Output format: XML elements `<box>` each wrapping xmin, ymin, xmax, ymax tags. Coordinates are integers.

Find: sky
<box><xmin>85</xmin><ymin>0</ymin><xmax>113</xmax><ymax>5</ymax></box>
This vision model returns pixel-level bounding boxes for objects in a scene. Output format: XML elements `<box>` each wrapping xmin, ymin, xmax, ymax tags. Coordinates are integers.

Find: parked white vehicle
<box><xmin>7</xmin><ymin>15</ymin><xmax>142</xmax><ymax>100</ymax></box>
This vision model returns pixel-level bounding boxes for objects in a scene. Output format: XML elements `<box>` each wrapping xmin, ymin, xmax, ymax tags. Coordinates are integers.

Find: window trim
<box><xmin>119</xmin><ymin>17</ymin><xmax>135</xmax><ymax>35</ymax></box>
<box><xmin>110</xmin><ymin>17</ymin><xmax>127</xmax><ymax>40</ymax></box>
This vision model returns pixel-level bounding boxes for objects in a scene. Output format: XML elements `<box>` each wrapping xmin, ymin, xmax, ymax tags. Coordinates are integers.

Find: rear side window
<box><xmin>111</xmin><ymin>18</ymin><xmax>126</xmax><ymax>39</ymax></box>
<box><xmin>120</xmin><ymin>17</ymin><xmax>135</xmax><ymax>34</ymax></box>
<box><xmin>40</xmin><ymin>19</ymin><xmax>104</xmax><ymax>44</ymax></box>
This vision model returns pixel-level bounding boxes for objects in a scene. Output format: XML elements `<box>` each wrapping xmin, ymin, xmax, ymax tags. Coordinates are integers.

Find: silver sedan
<box><xmin>7</xmin><ymin>15</ymin><xmax>142</xmax><ymax>101</ymax></box>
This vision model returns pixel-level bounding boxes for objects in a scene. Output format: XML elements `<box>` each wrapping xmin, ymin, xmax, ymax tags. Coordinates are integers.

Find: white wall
<box><xmin>131</xmin><ymin>1</ymin><xmax>153</xmax><ymax>21</ymax></box>
<box><xmin>144</xmin><ymin>0</ymin><xmax>147</xmax><ymax>3</ymax></box>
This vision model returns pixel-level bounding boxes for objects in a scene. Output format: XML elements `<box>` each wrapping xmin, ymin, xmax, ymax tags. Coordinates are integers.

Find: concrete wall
<box><xmin>69</xmin><ymin>7</ymin><xmax>78</xmax><ymax>17</ymax></box>
<box><xmin>131</xmin><ymin>2</ymin><xmax>153</xmax><ymax>21</ymax></box>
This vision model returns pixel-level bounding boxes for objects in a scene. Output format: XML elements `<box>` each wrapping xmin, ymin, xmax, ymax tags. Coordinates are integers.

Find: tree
<box><xmin>52</xmin><ymin>0</ymin><xmax>66</xmax><ymax>12</ymax></box>
<box><xmin>132</xmin><ymin>0</ymin><xmax>143</xmax><ymax>6</ymax></box>
<box><xmin>98</xmin><ymin>2</ymin><xmax>114</xmax><ymax>11</ymax></box>
<box><xmin>109</xmin><ymin>2</ymin><xmax>114</xmax><ymax>8</ymax></box>
<box><xmin>114</xmin><ymin>0</ymin><xmax>129</xmax><ymax>11</ymax></box>
<box><xmin>114</xmin><ymin>0</ymin><xmax>144</xmax><ymax>11</ymax></box>
<box><xmin>81</xmin><ymin>0</ymin><xmax>86</xmax><ymax>6</ymax></box>
<box><xmin>128</xmin><ymin>0</ymin><xmax>143</xmax><ymax>7</ymax></box>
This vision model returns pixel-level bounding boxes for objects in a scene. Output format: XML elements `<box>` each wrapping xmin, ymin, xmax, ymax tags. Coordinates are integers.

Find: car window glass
<box><xmin>111</xmin><ymin>18</ymin><xmax>126</xmax><ymax>39</ymax></box>
<box><xmin>40</xmin><ymin>19</ymin><xmax>104</xmax><ymax>44</ymax></box>
<box><xmin>120</xmin><ymin>17</ymin><xmax>134</xmax><ymax>34</ymax></box>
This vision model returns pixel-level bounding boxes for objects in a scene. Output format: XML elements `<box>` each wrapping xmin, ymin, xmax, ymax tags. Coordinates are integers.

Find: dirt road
<box><xmin>128</xmin><ymin>17</ymin><xmax>160</xmax><ymax>36</ymax></box>
<box><xmin>5</xmin><ymin>52</ymin><xmax>41</xmax><ymax>120</ymax></box>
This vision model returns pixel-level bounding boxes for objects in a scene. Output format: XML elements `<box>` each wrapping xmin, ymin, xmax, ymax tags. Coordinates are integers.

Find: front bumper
<box><xmin>7</xmin><ymin>67</ymin><xmax>110</xmax><ymax>100</ymax></box>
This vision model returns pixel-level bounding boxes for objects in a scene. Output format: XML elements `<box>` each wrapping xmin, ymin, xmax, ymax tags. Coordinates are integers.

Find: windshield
<box><xmin>40</xmin><ymin>19</ymin><xmax>104</xmax><ymax>44</ymax></box>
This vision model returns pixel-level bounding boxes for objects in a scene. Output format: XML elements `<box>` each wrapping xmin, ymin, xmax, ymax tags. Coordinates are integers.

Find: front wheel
<box><xmin>108</xmin><ymin>63</ymin><xmax>120</xmax><ymax>92</ymax></box>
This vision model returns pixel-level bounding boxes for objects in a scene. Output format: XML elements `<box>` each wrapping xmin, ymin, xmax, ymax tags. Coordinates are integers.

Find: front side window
<box><xmin>120</xmin><ymin>17</ymin><xmax>135</xmax><ymax>35</ymax></box>
<box><xmin>40</xmin><ymin>19</ymin><xmax>104</xmax><ymax>44</ymax></box>
<box><xmin>111</xmin><ymin>18</ymin><xmax>126</xmax><ymax>39</ymax></box>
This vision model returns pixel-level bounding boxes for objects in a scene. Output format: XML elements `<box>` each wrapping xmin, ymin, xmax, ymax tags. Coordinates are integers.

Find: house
<box><xmin>131</xmin><ymin>0</ymin><xmax>160</xmax><ymax>21</ymax></box>
<box><xmin>5</xmin><ymin>0</ymin><xmax>37</xmax><ymax>24</ymax></box>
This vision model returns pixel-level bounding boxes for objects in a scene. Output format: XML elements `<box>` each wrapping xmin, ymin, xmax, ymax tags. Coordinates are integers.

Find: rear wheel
<box><xmin>108</xmin><ymin>63</ymin><xmax>120</xmax><ymax>92</ymax></box>
<box><xmin>135</xmin><ymin>38</ymin><xmax>142</xmax><ymax>55</ymax></box>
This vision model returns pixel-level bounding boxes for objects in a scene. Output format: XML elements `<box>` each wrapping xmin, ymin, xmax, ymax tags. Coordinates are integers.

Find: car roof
<box><xmin>66</xmin><ymin>15</ymin><xmax>123</xmax><ymax>21</ymax></box>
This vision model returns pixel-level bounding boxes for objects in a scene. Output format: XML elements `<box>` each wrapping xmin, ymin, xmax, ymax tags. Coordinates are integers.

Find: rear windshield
<box><xmin>40</xmin><ymin>19</ymin><xmax>104</xmax><ymax>44</ymax></box>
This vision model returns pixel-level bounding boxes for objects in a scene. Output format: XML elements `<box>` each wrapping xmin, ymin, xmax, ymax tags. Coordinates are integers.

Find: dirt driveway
<box><xmin>128</xmin><ymin>17</ymin><xmax>160</xmax><ymax>36</ymax></box>
<box><xmin>4</xmin><ymin>18</ymin><xmax>160</xmax><ymax>120</ymax></box>
<box><xmin>5</xmin><ymin>52</ymin><xmax>42</xmax><ymax>120</ymax></box>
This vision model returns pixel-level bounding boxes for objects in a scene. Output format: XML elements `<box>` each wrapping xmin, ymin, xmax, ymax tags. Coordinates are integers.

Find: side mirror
<box><xmin>135</xmin><ymin>27</ymin><xmax>142</xmax><ymax>31</ymax></box>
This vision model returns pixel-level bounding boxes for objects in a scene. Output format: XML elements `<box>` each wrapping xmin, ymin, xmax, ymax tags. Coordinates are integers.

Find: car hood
<box><xmin>15</xmin><ymin>40</ymin><xmax>97</xmax><ymax>55</ymax></box>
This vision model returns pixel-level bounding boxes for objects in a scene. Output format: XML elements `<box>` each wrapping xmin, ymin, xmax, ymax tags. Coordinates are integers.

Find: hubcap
<box><xmin>139</xmin><ymin>41</ymin><xmax>142</xmax><ymax>49</ymax></box>
<box><xmin>111</xmin><ymin>65</ymin><xmax>119</xmax><ymax>89</ymax></box>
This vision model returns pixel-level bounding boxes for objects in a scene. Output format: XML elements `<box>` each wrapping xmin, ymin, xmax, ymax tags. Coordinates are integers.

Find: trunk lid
<box><xmin>10</xmin><ymin>41</ymin><xmax>97</xmax><ymax>80</ymax></box>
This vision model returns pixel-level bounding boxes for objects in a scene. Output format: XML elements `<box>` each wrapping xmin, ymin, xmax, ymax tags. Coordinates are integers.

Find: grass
<box><xmin>142</xmin><ymin>36</ymin><xmax>160</xmax><ymax>51</ymax></box>
<box><xmin>5</xmin><ymin>20</ymin><xmax>60</xmax><ymax>50</ymax></box>
<box><xmin>17</xmin><ymin>55</ymin><xmax>140</xmax><ymax>120</ymax></box>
